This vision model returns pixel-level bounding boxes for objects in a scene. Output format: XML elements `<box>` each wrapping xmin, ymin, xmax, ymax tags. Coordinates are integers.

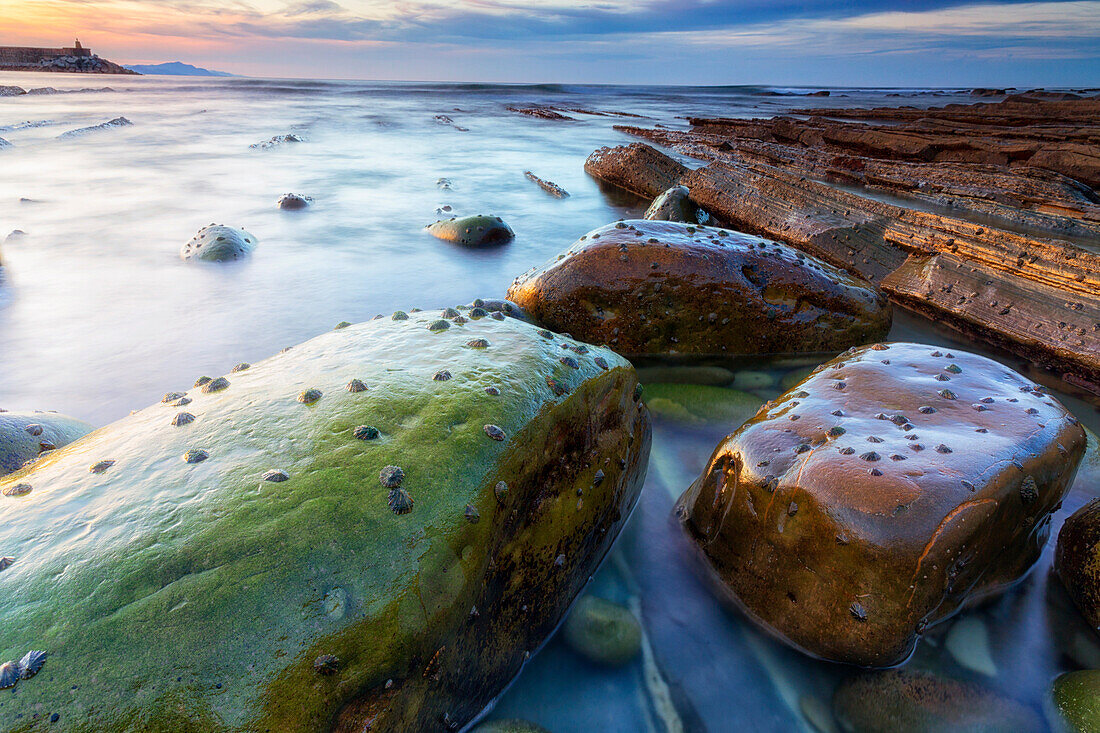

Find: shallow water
<box><xmin>1</xmin><ymin>74</ymin><xmax>1097</xmax><ymax>732</ymax></box>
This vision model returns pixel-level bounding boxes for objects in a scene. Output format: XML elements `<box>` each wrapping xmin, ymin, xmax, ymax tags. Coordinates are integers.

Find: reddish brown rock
<box><xmin>676</xmin><ymin>342</ymin><xmax>1086</xmax><ymax>667</ymax></box>
<box><xmin>1056</xmin><ymin>499</ymin><xmax>1100</xmax><ymax>631</ymax></box>
<box><xmin>507</xmin><ymin>220</ymin><xmax>890</xmax><ymax>358</ymax></box>
<box><xmin>583</xmin><ymin>143</ymin><xmax>687</xmax><ymax>200</ymax></box>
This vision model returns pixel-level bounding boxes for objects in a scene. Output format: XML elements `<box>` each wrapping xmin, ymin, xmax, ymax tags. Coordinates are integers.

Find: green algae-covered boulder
<box><xmin>0</xmin><ymin>410</ymin><xmax>93</xmax><ymax>476</ymax></box>
<box><xmin>180</xmin><ymin>224</ymin><xmax>257</xmax><ymax>262</ymax></box>
<box><xmin>1052</xmin><ymin>670</ymin><xmax>1100</xmax><ymax>732</ymax></box>
<box><xmin>427</xmin><ymin>215</ymin><xmax>514</xmax><ymax>247</ymax></box>
<box><xmin>0</xmin><ymin>313</ymin><xmax>650</xmax><ymax>731</ymax></box>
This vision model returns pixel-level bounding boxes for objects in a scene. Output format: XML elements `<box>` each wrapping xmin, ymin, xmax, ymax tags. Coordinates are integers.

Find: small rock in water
<box><xmin>1053</xmin><ymin>670</ymin><xmax>1100</xmax><ymax>732</ymax></box>
<box><xmin>644</xmin><ymin>185</ymin><xmax>702</xmax><ymax>223</ymax></box>
<box><xmin>732</xmin><ymin>370</ymin><xmax>776</xmax><ymax>391</ymax></box>
<box><xmin>57</xmin><ymin>116</ymin><xmax>132</xmax><ymax>139</ymax></box>
<box><xmin>562</xmin><ymin>595</ymin><xmax>642</xmax><ymax>666</ymax></box>
<box><xmin>427</xmin><ymin>215</ymin><xmax>514</xmax><ymax>247</ymax></box>
<box><xmin>277</xmin><ymin>193</ymin><xmax>312</xmax><ymax>210</ymax></box>
<box><xmin>180</xmin><ymin>224</ymin><xmax>257</xmax><ymax>262</ymax></box>
<box><xmin>944</xmin><ymin>615</ymin><xmax>997</xmax><ymax>676</ymax></box>
<box><xmin>250</xmin><ymin>134</ymin><xmax>303</xmax><ymax>149</ymax></box>
<box><xmin>524</xmin><ymin>171</ymin><xmax>569</xmax><ymax>198</ymax></box>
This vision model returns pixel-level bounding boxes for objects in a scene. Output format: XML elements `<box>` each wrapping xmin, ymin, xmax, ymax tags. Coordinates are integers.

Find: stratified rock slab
<box><xmin>180</xmin><ymin>224</ymin><xmax>257</xmax><ymax>262</ymax></box>
<box><xmin>0</xmin><ymin>411</ymin><xmax>93</xmax><ymax>476</ymax></box>
<box><xmin>584</xmin><ymin>143</ymin><xmax>687</xmax><ymax>199</ymax></box>
<box><xmin>676</xmin><ymin>342</ymin><xmax>1086</xmax><ymax>666</ymax></box>
<box><xmin>508</xmin><ymin>220</ymin><xmax>890</xmax><ymax>357</ymax></box>
<box><xmin>0</xmin><ymin>313</ymin><xmax>650</xmax><ymax>731</ymax></box>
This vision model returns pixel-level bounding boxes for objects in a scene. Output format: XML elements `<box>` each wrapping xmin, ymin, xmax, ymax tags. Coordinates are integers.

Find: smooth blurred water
<box><xmin>1</xmin><ymin>74</ymin><xmax>1097</xmax><ymax>733</ymax></box>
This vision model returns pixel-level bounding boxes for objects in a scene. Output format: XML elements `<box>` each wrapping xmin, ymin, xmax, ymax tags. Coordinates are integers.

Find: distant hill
<box><xmin>123</xmin><ymin>61</ymin><xmax>236</xmax><ymax>77</ymax></box>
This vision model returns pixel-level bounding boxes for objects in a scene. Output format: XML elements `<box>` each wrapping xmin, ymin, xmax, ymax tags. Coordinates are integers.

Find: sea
<box><xmin>0</xmin><ymin>73</ymin><xmax>1096</xmax><ymax>732</ymax></box>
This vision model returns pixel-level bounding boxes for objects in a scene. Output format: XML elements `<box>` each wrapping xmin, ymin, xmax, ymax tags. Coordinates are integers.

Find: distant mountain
<box><xmin>123</xmin><ymin>61</ymin><xmax>236</xmax><ymax>77</ymax></box>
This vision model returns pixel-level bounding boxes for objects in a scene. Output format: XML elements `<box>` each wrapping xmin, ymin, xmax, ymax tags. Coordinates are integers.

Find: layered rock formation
<box><xmin>599</xmin><ymin>95</ymin><xmax>1100</xmax><ymax>392</ymax></box>
<box><xmin>0</xmin><ymin>312</ymin><xmax>650</xmax><ymax>731</ymax></box>
<box><xmin>676</xmin><ymin>342</ymin><xmax>1086</xmax><ymax>667</ymax></box>
<box><xmin>508</xmin><ymin>220</ymin><xmax>890</xmax><ymax>357</ymax></box>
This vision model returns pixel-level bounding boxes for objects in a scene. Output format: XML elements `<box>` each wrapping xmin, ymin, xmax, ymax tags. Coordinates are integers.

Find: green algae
<box><xmin>641</xmin><ymin>383</ymin><xmax>763</xmax><ymax>426</ymax></box>
<box><xmin>0</xmin><ymin>313</ymin><xmax>650</xmax><ymax>731</ymax></box>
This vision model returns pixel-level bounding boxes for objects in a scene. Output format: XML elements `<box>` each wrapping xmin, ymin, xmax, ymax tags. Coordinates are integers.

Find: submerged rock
<box><xmin>644</xmin><ymin>185</ymin><xmax>701</xmax><ymax>223</ymax></box>
<box><xmin>642</xmin><ymin>383</ymin><xmax>762</xmax><ymax>426</ymax></box>
<box><xmin>277</xmin><ymin>193</ymin><xmax>312</xmax><ymax>210</ymax></box>
<box><xmin>562</xmin><ymin>595</ymin><xmax>642</xmax><ymax>666</ymax></box>
<box><xmin>676</xmin><ymin>342</ymin><xmax>1086</xmax><ymax>667</ymax></box>
<box><xmin>180</xmin><ymin>224</ymin><xmax>257</xmax><ymax>262</ymax></box>
<box><xmin>1052</xmin><ymin>670</ymin><xmax>1100</xmax><ymax>732</ymax></box>
<box><xmin>427</xmin><ymin>215</ymin><xmax>514</xmax><ymax>247</ymax></box>
<box><xmin>249</xmin><ymin>134</ymin><xmax>303</xmax><ymax>149</ymax></box>
<box><xmin>0</xmin><ymin>411</ymin><xmax>94</xmax><ymax>476</ymax></box>
<box><xmin>508</xmin><ymin>220</ymin><xmax>890</xmax><ymax>357</ymax></box>
<box><xmin>0</xmin><ymin>313</ymin><xmax>650</xmax><ymax>730</ymax></box>
<box><xmin>524</xmin><ymin>171</ymin><xmax>569</xmax><ymax>198</ymax></box>
<box><xmin>1056</xmin><ymin>498</ymin><xmax>1100</xmax><ymax>630</ymax></box>
<box><xmin>0</xmin><ymin>137</ymin><xmax>10</xmax><ymax>149</ymax></box>
<box><xmin>833</xmin><ymin>671</ymin><xmax>1043</xmax><ymax>732</ymax></box>
<box><xmin>56</xmin><ymin>116</ymin><xmax>132</xmax><ymax>139</ymax></box>
<box><xmin>584</xmin><ymin>143</ymin><xmax>687</xmax><ymax>199</ymax></box>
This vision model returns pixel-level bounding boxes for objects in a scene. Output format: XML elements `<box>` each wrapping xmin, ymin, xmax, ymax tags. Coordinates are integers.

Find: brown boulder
<box><xmin>1056</xmin><ymin>499</ymin><xmax>1100</xmax><ymax>630</ymax></box>
<box><xmin>507</xmin><ymin>220</ymin><xmax>890</xmax><ymax>358</ymax></box>
<box><xmin>676</xmin><ymin>342</ymin><xmax>1086</xmax><ymax>666</ymax></box>
<box><xmin>583</xmin><ymin>143</ymin><xmax>687</xmax><ymax>199</ymax></box>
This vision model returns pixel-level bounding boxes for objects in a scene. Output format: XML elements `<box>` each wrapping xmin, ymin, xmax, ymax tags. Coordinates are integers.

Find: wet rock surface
<box><xmin>180</xmin><ymin>224</ymin><xmax>257</xmax><ymax>262</ymax></box>
<box><xmin>644</xmin><ymin>184</ymin><xmax>702</xmax><ymax>223</ymax></box>
<box><xmin>1056</xmin><ymin>498</ymin><xmax>1100</xmax><ymax>630</ymax></box>
<box><xmin>524</xmin><ymin>171</ymin><xmax>569</xmax><ymax>198</ymax></box>
<box><xmin>561</xmin><ymin>595</ymin><xmax>642</xmax><ymax>666</ymax></box>
<box><xmin>584</xmin><ymin>143</ymin><xmax>688</xmax><ymax>200</ymax></box>
<box><xmin>1052</xmin><ymin>670</ymin><xmax>1100</xmax><ymax>732</ymax></box>
<box><xmin>676</xmin><ymin>342</ymin><xmax>1086</xmax><ymax>667</ymax></box>
<box><xmin>56</xmin><ymin>116</ymin><xmax>132</xmax><ymax>139</ymax></box>
<box><xmin>277</xmin><ymin>193</ymin><xmax>312</xmax><ymax>210</ymax></box>
<box><xmin>0</xmin><ymin>313</ymin><xmax>650</xmax><ymax>731</ymax></box>
<box><xmin>612</xmin><ymin>96</ymin><xmax>1100</xmax><ymax>390</ymax></box>
<box><xmin>833</xmin><ymin>670</ymin><xmax>1043</xmax><ymax>732</ymax></box>
<box><xmin>508</xmin><ymin>220</ymin><xmax>890</xmax><ymax>358</ymax></box>
<box><xmin>249</xmin><ymin>133</ymin><xmax>303</xmax><ymax>149</ymax></box>
<box><xmin>427</xmin><ymin>214</ymin><xmax>514</xmax><ymax>247</ymax></box>
<box><xmin>0</xmin><ymin>411</ymin><xmax>94</xmax><ymax>476</ymax></box>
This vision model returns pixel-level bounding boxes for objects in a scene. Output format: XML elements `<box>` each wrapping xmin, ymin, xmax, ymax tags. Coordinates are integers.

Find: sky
<box><xmin>0</xmin><ymin>0</ymin><xmax>1098</xmax><ymax>85</ymax></box>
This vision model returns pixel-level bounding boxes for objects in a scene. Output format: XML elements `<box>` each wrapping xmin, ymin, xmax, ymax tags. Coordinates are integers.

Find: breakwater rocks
<box><xmin>427</xmin><ymin>215</ymin><xmax>515</xmax><ymax>247</ymax></box>
<box><xmin>0</xmin><ymin>312</ymin><xmax>650</xmax><ymax>730</ymax></box>
<box><xmin>180</xmin><ymin>224</ymin><xmax>257</xmax><ymax>262</ymax></box>
<box><xmin>607</xmin><ymin>95</ymin><xmax>1100</xmax><ymax>391</ymax></box>
<box><xmin>0</xmin><ymin>411</ymin><xmax>94</xmax><ymax>476</ymax></box>
<box><xmin>676</xmin><ymin>342</ymin><xmax>1086</xmax><ymax>667</ymax></box>
<box><xmin>508</xmin><ymin>220</ymin><xmax>890</xmax><ymax>357</ymax></box>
